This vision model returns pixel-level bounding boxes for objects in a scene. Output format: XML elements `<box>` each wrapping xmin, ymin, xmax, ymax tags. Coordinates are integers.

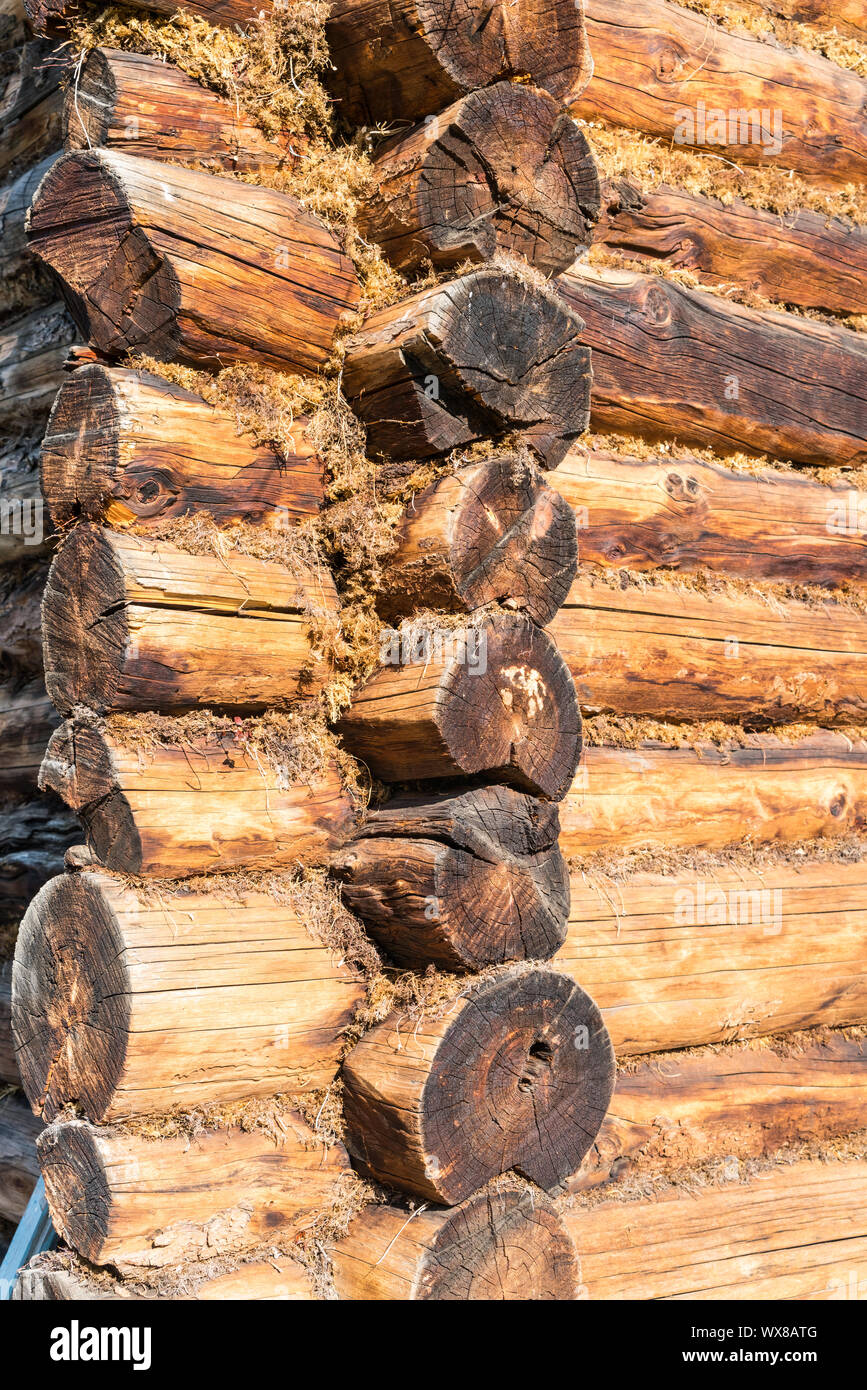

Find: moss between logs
<box><xmin>568</xmin><ymin>832</ymin><xmax>867</xmax><ymax>881</ymax></box>
<box><xmin>678</xmin><ymin>0</ymin><xmax>867</xmax><ymax>76</ymax></box>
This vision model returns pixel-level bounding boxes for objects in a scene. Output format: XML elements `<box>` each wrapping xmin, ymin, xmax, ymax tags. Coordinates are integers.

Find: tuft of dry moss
<box><xmin>568</xmin><ymin>831</ymin><xmax>867</xmax><ymax>882</ymax></box>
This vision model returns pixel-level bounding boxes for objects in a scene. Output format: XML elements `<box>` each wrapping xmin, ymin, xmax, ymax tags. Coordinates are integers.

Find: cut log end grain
<box><xmin>342</xmin><ymin>968</ymin><xmax>615</xmax><ymax>1204</ymax></box>
<box><xmin>334</xmin><ymin>784</ymin><xmax>570</xmax><ymax>970</ymax></box>
<box><xmin>41</xmin><ymin>364</ymin><xmax>323</xmax><ymax>530</ymax></box>
<box><xmin>12</xmin><ymin>871</ymin><xmax>365</xmax><ymax>1122</ymax></box>
<box><xmin>342</xmin><ymin>270</ymin><xmax>591</xmax><ymax>468</ymax></box>
<box><xmin>26</xmin><ymin>149</ymin><xmax>360</xmax><ymax>373</ymax></box>
<box><xmin>338</xmin><ymin>615</ymin><xmax>581</xmax><ymax>801</ymax></box>
<box><xmin>326</xmin><ymin>0</ymin><xmax>593</xmax><ymax>125</ymax></box>
<box><xmin>41</xmin><ymin>524</ymin><xmax>337</xmax><ymax>715</ymax></box>
<box><xmin>379</xmin><ymin>458</ymin><xmax>578</xmax><ymax>626</ymax></box>
<box><xmin>331</xmin><ymin>1185</ymin><xmax>579</xmax><ymax>1299</ymax></box>
<box><xmin>360</xmin><ymin>82</ymin><xmax>599</xmax><ymax>276</ymax></box>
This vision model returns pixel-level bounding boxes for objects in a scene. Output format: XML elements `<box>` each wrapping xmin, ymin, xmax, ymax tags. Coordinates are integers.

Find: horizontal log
<box><xmin>558</xmin><ymin>263</ymin><xmax>867</xmax><ymax>468</ymax></box>
<box><xmin>338</xmin><ymin>615</ymin><xmax>581</xmax><ymax>801</ymax></box>
<box><xmin>0</xmin><ymin>562</ymin><xmax>45</xmax><ymax>675</ymax></box>
<box><xmin>0</xmin><ymin>677</ymin><xmax>58</xmax><ymax>796</ymax></box>
<box><xmin>548</xmin><ymin>574</ymin><xmax>867</xmax><ymax>726</ymax></box>
<box><xmin>341</xmin><ymin>967</ymin><xmax>615</xmax><ymax>1203</ymax></box>
<box><xmin>762</xmin><ymin>0</ymin><xmax>866</xmax><ymax>32</ymax></box>
<box><xmin>0</xmin><ymin>795</ymin><xmax>79</xmax><ymax>911</ymax></box>
<box><xmin>380</xmin><ymin>458</ymin><xmax>578</xmax><ymax>626</ymax></box>
<box><xmin>0</xmin><ymin>155</ymin><xmax>56</xmax><ymax>317</ymax></box>
<box><xmin>331</xmin><ymin>1184</ymin><xmax>579</xmax><ymax>1300</ymax></box>
<box><xmin>555</xmin><ymin>859</ymin><xmax>867</xmax><ymax>1054</ymax></box>
<box><xmin>557</xmin><ymin>450</ymin><xmax>867</xmax><ymax>588</ymax></box>
<box><xmin>0</xmin><ymin>1088</ymin><xmax>40</xmax><ymax>1222</ymax></box>
<box><xmin>359</xmin><ymin>82</ymin><xmax>599</xmax><ymax>277</ymax></box>
<box><xmin>13</xmin><ymin>1252</ymin><xmax>314</xmax><ymax>1299</ymax></box>
<box><xmin>334</xmin><ymin>784</ymin><xmax>569</xmax><ymax>970</ymax></box>
<box><xmin>0</xmin><ymin>301</ymin><xmax>76</xmax><ymax>434</ymax></box>
<box><xmin>38</xmin><ymin>1114</ymin><xmax>351</xmax><ymax>1274</ymax></box>
<box><xmin>12</xmin><ymin>870</ymin><xmax>366</xmax><ymax>1122</ymax></box>
<box><xmin>41</xmin><ymin>364</ymin><xmax>324</xmax><ymax>531</ymax></box>
<box><xmin>562</xmin><ymin>1158</ymin><xmax>867</xmax><ymax>1299</ymax></box>
<box><xmin>597</xmin><ymin>179</ymin><xmax>867</xmax><ymax>318</ymax></box>
<box><xmin>561</xmin><ymin>734</ymin><xmax>867</xmax><ymax>856</ymax></box>
<box><xmin>0</xmin><ymin>961</ymin><xmax>15</xmax><ymax>1081</ymax></box>
<box><xmin>326</xmin><ymin>0</ymin><xmax>592</xmax><ymax>126</ymax></box>
<box><xmin>40</xmin><ymin>717</ymin><xmax>356</xmax><ymax>877</ymax></box>
<box><xmin>65</xmin><ymin>48</ymin><xmax>293</xmax><ymax>171</ymax></box>
<box><xmin>27</xmin><ymin>149</ymin><xmax>360</xmax><ymax>372</ymax></box>
<box><xmin>42</xmin><ymin>525</ymin><xmax>338</xmax><ymax>715</ymax></box>
<box><xmin>572</xmin><ymin>1032</ymin><xmax>867</xmax><ymax>1192</ymax></box>
<box><xmin>0</xmin><ymin>436</ymin><xmax>50</xmax><ymax>565</ymax></box>
<box><xmin>575</xmin><ymin>0</ymin><xmax>867</xmax><ymax>184</ymax></box>
<box><xmin>342</xmin><ymin>269</ymin><xmax>591</xmax><ymax>469</ymax></box>
<box><xmin>0</xmin><ymin>38</ymin><xmax>64</xmax><ymax>181</ymax></box>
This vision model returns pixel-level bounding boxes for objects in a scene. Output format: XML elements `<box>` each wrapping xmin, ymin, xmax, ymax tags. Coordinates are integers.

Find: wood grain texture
<box><xmin>549</xmin><ymin>573</ymin><xmax>867</xmax><ymax>726</ymax></box>
<box><xmin>342</xmin><ymin>967</ymin><xmax>615</xmax><ymax>1202</ymax></box>
<box><xmin>561</xmin><ymin>734</ymin><xmax>867</xmax><ymax>855</ymax></box>
<box><xmin>0</xmin><ymin>155</ymin><xmax>57</xmax><ymax>317</ymax></box>
<box><xmin>342</xmin><ymin>269</ymin><xmax>591</xmax><ymax>468</ymax></box>
<box><xmin>0</xmin><ymin>301</ymin><xmax>76</xmax><ymax>434</ymax></box>
<box><xmin>13</xmin><ymin>1253</ymin><xmax>314</xmax><ymax>1299</ymax></box>
<box><xmin>0</xmin><ymin>436</ymin><xmax>51</xmax><ymax>565</ymax></box>
<box><xmin>12</xmin><ymin>870</ymin><xmax>366</xmax><ymax>1122</ymax></box>
<box><xmin>0</xmin><ymin>562</ymin><xmax>45</xmax><ymax>675</ymax></box>
<box><xmin>334</xmin><ymin>784</ymin><xmax>570</xmax><ymax>970</ymax></box>
<box><xmin>65</xmin><ymin>48</ymin><xmax>294</xmax><ymax>171</ymax></box>
<box><xmin>331</xmin><ymin>1185</ymin><xmax>579</xmax><ymax>1300</ymax></box>
<box><xmin>555</xmin><ymin>859</ymin><xmax>867</xmax><ymax>1054</ymax></box>
<box><xmin>40</xmin><ymin>718</ymin><xmax>356</xmax><ymax>877</ymax></box>
<box><xmin>325</xmin><ymin>0</ymin><xmax>593</xmax><ymax>125</ymax></box>
<box><xmin>597</xmin><ymin>179</ymin><xmax>867</xmax><ymax>318</ymax></box>
<box><xmin>0</xmin><ymin>1088</ymin><xmax>40</xmax><ymax>1222</ymax></box>
<box><xmin>575</xmin><ymin>0</ymin><xmax>867</xmax><ymax>184</ymax></box>
<box><xmin>41</xmin><ymin>525</ymin><xmax>338</xmax><ymax>715</ymax></box>
<box><xmin>41</xmin><ymin>364</ymin><xmax>323</xmax><ymax>531</ymax></box>
<box><xmin>0</xmin><ymin>795</ymin><xmax>79</xmax><ymax>912</ymax></box>
<box><xmin>0</xmin><ymin>39</ymin><xmax>64</xmax><ymax>181</ymax></box>
<box><xmin>571</xmin><ymin>1032</ymin><xmax>867</xmax><ymax>1191</ymax></box>
<box><xmin>26</xmin><ymin>149</ymin><xmax>360</xmax><ymax>372</ymax></box>
<box><xmin>379</xmin><ymin>457</ymin><xmax>578</xmax><ymax>625</ymax></box>
<box><xmin>0</xmin><ymin>0</ymin><xmax>27</xmax><ymax>50</ymax></box>
<box><xmin>557</xmin><ymin>263</ymin><xmax>867</xmax><ymax>468</ymax></box>
<box><xmin>557</xmin><ymin>450</ymin><xmax>867</xmax><ymax>588</ymax></box>
<box><xmin>0</xmin><ymin>677</ymin><xmax>59</xmax><ymax>796</ymax></box>
<box><xmin>338</xmin><ymin>614</ymin><xmax>581</xmax><ymax>801</ymax></box>
<box><xmin>38</xmin><ymin>1115</ymin><xmax>351</xmax><ymax>1274</ymax></box>
<box><xmin>562</xmin><ymin>1159</ymin><xmax>867</xmax><ymax>1299</ymax></box>
<box><xmin>0</xmin><ymin>961</ymin><xmax>16</xmax><ymax>1082</ymax></box>
<box><xmin>360</xmin><ymin>82</ymin><xmax>599</xmax><ymax>276</ymax></box>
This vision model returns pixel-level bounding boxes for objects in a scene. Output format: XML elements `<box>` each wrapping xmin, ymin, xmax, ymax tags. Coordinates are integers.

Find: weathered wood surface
<box><xmin>0</xmin><ymin>302</ymin><xmax>76</xmax><ymax>435</ymax></box>
<box><xmin>342</xmin><ymin>270</ymin><xmax>591</xmax><ymax>469</ymax></box>
<box><xmin>326</xmin><ymin>0</ymin><xmax>593</xmax><ymax>125</ymax></box>
<box><xmin>571</xmin><ymin>1032</ymin><xmax>867</xmax><ymax>1192</ymax></box>
<box><xmin>0</xmin><ymin>961</ymin><xmax>16</xmax><ymax>1082</ymax></box>
<box><xmin>331</xmin><ymin>1184</ymin><xmax>579</xmax><ymax>1300</ymax></box>
<box><xmin>381</xmin><ymin>458</ymin><xmax>577</xmax><ymax>626</ymax></box>
<box><xmin>40</xmin><ymin>718</ymin><xmax>356</xmax><ymax>877</ymax></box>
<box><xmin>557</xmin><ymin>264</ymin><xmax>867</xmax><ymax>468</ymax></box>
<box><xmin>597</xmin><ymin>180</ymin><xmax>867</xmax><ymax>318</ymax></box>
<box><xmin>575</xmin><ymin>0</ymin><xmax>867</xmax><ymax>185</ymax></box>
<box><xmin>334</xmin><ymin>784</ymin><xmax>569</xmax><ymax>971</ymax></box>
<box><xmin>0</xmin><ymin>1088</ymin><xmax>40</xmax><ymax>1222</ymax></box>
<box><xmin>0</xmin><ymin>677</ymin><xmax>58</xmax><ymax>795</ymax></box>
<box><xmin>42</xmin><ymin>364</ymin><xmax>324</xmax><ymax>531</ymax></box>
<box><xmin>338</xmin><ymin>615</ymin><xmax>581</xmax><ymax>801</ymax></box>
<box><xmin>557</xmin><ymin>451</ymin><xmax>867</xmax><ymax>588</ymax></box>
<box><xmin>65</xmin><ymin>48</ymin><xmax>294</xmax><ymax>171</ymax></box>
<box><xmin>0</xmin><ymin>563</ymin><xmax>46</xmax><ymax>675</ymax></box>
<box><xmin>42</xmin><ymin>525</ymin><xmax>338</xmax><ymax>715</ymax></box>
<box><xmin>0</xmin><ymin>39</ymin><xmax>64</xmax><ymax>181</ymax></box>
<box><xmin>562</xmin><ymin>1159</ymin><xmax>867</xmax><ymax>1299</ymax></box>
<box><xmin>342</xmin><ymin>967</ymin><xmax>615</xmax><ymax>1203</ymax></box>
<box><xmin>562</xmin><ymin>735</ymin><xmax>867</xmax><ymax>856</ymax></box>
<box><xmin>555</xmin><ymin>860</ymin><xmax>867</xmax><ymax>1055</ymax></box>
<box><xmin>38</xmin><ymin>1115</ymin><xmax>352</xmax><ymax>1274</ymax></box>
<box><xmin>0</xmin><ymin>437</ymin><xmax>49</xmax><ymax>565</ymax></box>
<box><xmin>760</xmin><ymin>0</ymin><xmax>866</xmax><ymax>33</ymax></box>
<box><xmin>360</xmin><ymin>82</ymin><xmax>599</xmax><ymax>276</ymax></box>
<box><xmin>549</xmin><ymin>574</ymin><xmax>867</xmax><ymax>726</ymax></box>
<box><xmin>12</xmin><ymin>871</ymin><xmax>366</xmax><ymax>1122</ymax></box>
<box><xmin>0</xmin><ymin>0</ymin><xmax>27</xmax><ymax>50</ymax></box>
<box><xmin>0</xmin><ymin>795</ymin><xmax>79</xmax><ymax>912</ymax></box>
<box><xmin>13</xmin><ymin>1251</ymin><xmax>314</xmax><ymax>1299</ymax></box>
<box><xmin>27</xmin><ymin>149</ymin><xmax>360</xmax><ymax>372</ymax></box>
<box><xmin>0</xmin><ymin>155</ymin><xmax>56</xmax><ymax>317</ymax></box>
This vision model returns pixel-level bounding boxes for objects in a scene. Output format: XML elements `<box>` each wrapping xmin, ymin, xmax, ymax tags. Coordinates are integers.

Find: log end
<box><xmin>38</xmin><ymin>1120</ymin><xmax>110</xmax><ymax>1263</ymax></box>
<box><xmin>41</xmin><ymin>364</ymin><xmax>121</xmax><ymax>526</ymax></box>
<box><xmin>42</xmin><ymin>525</ymin><xmax>129</xmax><ymax>716</ymax></box>
<box><xmin>11</xmin><ymin>873</ymin><xmax>131</xmax><ymax>1123</ymax></box>
<box><xmin>39</xmin><ymin>721</ymin><xmax>142</xmax><ymax>873</ymax></box>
